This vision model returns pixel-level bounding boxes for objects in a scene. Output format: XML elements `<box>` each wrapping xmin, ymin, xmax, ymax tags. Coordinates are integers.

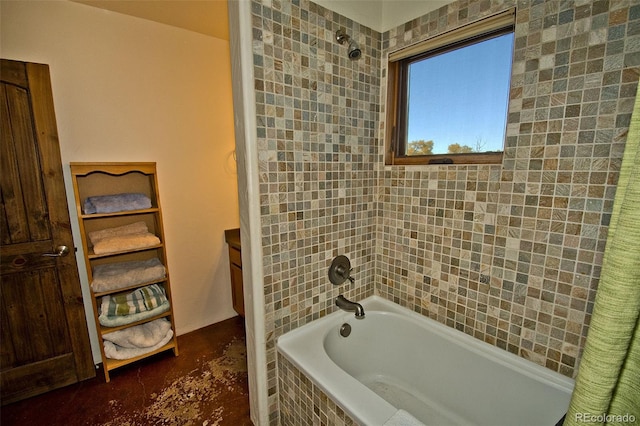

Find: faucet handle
<box><xmin>329</xmin><ymin>255</ymin><xmax>353</xmax><ymax>285</ymax></box>
<box><xmin>337</xmin><ymin>265</ymin><xmax>354</xmax><ymax>282</ymax></box>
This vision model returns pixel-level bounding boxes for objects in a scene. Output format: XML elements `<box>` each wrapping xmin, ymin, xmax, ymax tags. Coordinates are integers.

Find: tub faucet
<box><xmin>336</xmin><ymin>295</ymin><xmax>365</xmax><ymax>319</ymax></box>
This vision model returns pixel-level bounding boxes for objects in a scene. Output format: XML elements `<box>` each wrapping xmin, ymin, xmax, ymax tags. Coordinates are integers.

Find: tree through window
<box><xmin>385</xmin><ymin>10</ymin><xmax>515</xmax><ymax>165</ymax></box>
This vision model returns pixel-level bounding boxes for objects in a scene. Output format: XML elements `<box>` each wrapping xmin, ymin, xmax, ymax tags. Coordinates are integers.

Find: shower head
<box><xmin>347</xmin><ymin>40</ymin><xmax>362</xmax><ymax>60</ymax></box>
<box><xmin>336</xmin><ymin>29</ymin><xmax>362</xmax><ymax>60</ymax></box>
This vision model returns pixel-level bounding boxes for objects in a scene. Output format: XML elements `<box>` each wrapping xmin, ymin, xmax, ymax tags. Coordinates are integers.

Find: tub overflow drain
<box><xmin>340</xmin><ymin>323</ymin><xmax>351</xmax><ymax>337</ymax></box>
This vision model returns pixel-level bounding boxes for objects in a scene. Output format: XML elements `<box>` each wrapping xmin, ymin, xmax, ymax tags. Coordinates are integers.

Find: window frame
<box><xmin>385</xmin><ymin>10</ymin><xmax>516</xmax><ymax>166</ymax></box>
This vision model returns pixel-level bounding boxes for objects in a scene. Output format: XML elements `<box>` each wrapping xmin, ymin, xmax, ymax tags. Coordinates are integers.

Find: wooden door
<box><xmin>0</xmin><ymin>59</ymin><xmax>95</xmax><ymax>405</ymax></box>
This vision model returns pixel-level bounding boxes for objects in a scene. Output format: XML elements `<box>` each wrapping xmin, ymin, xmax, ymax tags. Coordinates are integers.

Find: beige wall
<box><xmin>1</xmin><ymin>0</ymin><xmax>240</xmax><ymax>360</ymax></box>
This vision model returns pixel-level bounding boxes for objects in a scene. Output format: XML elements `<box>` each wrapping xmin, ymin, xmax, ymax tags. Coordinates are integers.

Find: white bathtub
<box><xmin>277</xmin><ymin>296</ymin><xmax>574</xmax><ymax>426</ymax></box>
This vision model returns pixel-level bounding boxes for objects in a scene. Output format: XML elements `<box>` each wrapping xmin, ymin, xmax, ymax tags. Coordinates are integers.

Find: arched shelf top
<box><xmin>70</xmin><ymin>162</ymin><xmax>156</xmax><ymax>177</ymax></box>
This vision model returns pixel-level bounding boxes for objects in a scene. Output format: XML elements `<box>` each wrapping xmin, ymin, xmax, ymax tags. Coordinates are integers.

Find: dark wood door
<box><xmin>1</xmin><ymin>59</ymin><xmax>95</xmax><ymax>405</ymax></box>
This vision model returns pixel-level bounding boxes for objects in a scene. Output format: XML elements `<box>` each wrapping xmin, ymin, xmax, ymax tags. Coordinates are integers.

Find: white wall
<box><xmin>1</xmin><ymin>0</ymin><xmax>240</xmax><ymax>361</ymax></box>
<box><xmin>313</xmin><ymin>0</ymin><xmax>383</xmax><ymax>30</ymax></box>
<box><xmin>314</xmin><ymin>0</ymin><xmax>453</xmax><ymax>32</ymax></box>
<box><xmin>380</xmin><ymin>0</ymin><xmax>452</xmax><ymax>31</ymax></box>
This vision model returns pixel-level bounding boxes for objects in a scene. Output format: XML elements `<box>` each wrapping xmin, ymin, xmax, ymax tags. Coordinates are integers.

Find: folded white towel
<box><xmin>383</xmin><ymin>410</ymin><xmax>425</xmax><ymax>426</ymax></box>
<box><xmin>88</xmin><ymin>221</ymin><xmax>149</xmax><ymax>246</ymax></box>
<box><xmin>103</xmin><ymin>318</ymin><xmax>172</xmax><ymax>349</ymax></box>
<box><xmin>104</xmin><ymin>328</ymin><xmax>174</xmax><ymax>360</ymax></box>
<box><xmin>92</xmin><ymin>233</ymin><xmax>160</xmax><ymax>255</ymax></box>
<box><xmin>91</xmin><ymin>258</ymin><xmax>166</xmax><ymax>293</ymax></box>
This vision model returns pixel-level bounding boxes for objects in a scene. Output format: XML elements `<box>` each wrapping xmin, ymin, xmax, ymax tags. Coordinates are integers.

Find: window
<box><xmin>385</xmin><ymin>10</ymin><xmax>515</xmax><ymax>165</ymax></box>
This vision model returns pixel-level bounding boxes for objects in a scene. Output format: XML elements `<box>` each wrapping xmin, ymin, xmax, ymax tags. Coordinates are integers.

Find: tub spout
<box><xmin>336</xmin><ymin>295</ymin><xmax>365</xmax><ymax>319</ymax></box>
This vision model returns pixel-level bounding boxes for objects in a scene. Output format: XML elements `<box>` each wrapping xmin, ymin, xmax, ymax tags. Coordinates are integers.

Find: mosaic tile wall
<box><xmin>250</xmin><ymin>0</ymin><xmax>640</xmax><ymax>423</ymax></box>
<box><xmin>278</xmin><ymin>355</ymin><xmax>356</xmax><ymax>425</ymax></box>
<box><xmin>377</xmin><ymin>0</ymin><xmax>640</xmax><ymax>378</ymax></box>
<box><xmin>249</xmin><ymin>0</ymin><xmax>381</xmax><ymax>421</ymax></box>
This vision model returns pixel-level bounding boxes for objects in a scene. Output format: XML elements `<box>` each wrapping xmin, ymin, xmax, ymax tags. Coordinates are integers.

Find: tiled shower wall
<box><xmin>250</xmin><ymin>0</ymin><xmax>381</xmax><ymax>420</ymax></box>
<box><xmin>377</xmin><ymin>0</ymin><xmax>639</xmax><ymax>379</ymax></box>
<box><xmin>250</xmin><ymin>0</ymin><xmax>640</xmax><ymax>423</ymax></box>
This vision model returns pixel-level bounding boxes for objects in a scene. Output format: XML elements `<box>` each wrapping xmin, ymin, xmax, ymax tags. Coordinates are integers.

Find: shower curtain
<box><xmin>563</xmin><ymin>80</ymin><xmax>640</xmax><ymax>425</ymax></box>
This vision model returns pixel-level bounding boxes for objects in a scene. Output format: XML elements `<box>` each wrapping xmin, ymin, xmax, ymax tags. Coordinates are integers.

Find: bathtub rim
<box><xmin>277</xmin><ymin>295</ymin><xmax>575</xmax><ymax>425</ymax></box>
<box><xmin>277</xmin><ymin>297</ymin><xmax>399</xmax><ymax>425</ymax></box>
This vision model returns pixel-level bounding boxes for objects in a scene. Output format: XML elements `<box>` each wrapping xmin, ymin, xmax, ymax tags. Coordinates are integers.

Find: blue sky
<box><xmin>407</xmin><ymin>32</ymin><xmax>514</xmax><ymax>154</ymax></box>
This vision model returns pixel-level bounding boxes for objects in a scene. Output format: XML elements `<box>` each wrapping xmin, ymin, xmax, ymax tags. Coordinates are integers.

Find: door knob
<box><xmin>42</xmin><ymin>245</ymin><xmax>70</xmax><ymax>257</ymax></box>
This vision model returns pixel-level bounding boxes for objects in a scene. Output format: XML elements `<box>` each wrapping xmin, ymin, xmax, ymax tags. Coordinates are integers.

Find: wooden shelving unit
<box><xmin>70</xmin><ymin>162</ymin><xmax>178</xmax><ymax>382</ymax></box>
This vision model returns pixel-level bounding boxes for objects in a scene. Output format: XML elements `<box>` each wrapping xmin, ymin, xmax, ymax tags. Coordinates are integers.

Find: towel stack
<box><xmin>89</xmin><ymin>221</ymin><xmax>160</xmax><ymax>255</ymax></box>
<box><xmin>91</xmin><ymin>258</ymin><xmax>166</xmax><ymax>293</ymax></box>
<box><xmin>103</xmin><ymin>318</ymin><xmax>174</xmax><ymax>360</ymax></box>
<box><xmin>98</xmin><ymin>284</ymin><xmax>170</xmax><ymax>327</ymax></box>
<box><xmin>83</xmin><ymin>192</ymin><xmax>151</xmax><ymax>214</ymax></box>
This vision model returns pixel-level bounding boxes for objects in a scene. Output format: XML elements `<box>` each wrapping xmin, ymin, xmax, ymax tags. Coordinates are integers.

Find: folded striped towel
<box><xmin>100</xmin><ymin>284</ymin><xmax>168</xmax><ymax>317</ymax></box>
<box><xmin>99</xmin><ymin>300</ymin><xmax>170</xmax><ymax>327</ymax></box>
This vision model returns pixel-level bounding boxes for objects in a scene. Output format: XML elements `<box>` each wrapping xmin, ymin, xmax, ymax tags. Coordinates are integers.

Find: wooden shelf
<box><xmin>86</xmin><ymin>244</ymin><xmax>164</xmax><ymax>259</ymax></box>
<box><xmin>71</xmin><ymin>162</ymin><xmax>178</xmax><ymax>382</ymax></box>
<box><xmin>93</xmin><ymin>277</ymin><xmax>169</xmax><ymax>298</ymax></box>
<box><xmin>105</xmin><ymin>341</ymin><xmax>178</xmax><ymax>371</ymax></box>
<box><xmin>70</xmin><ymin>162</ymin><xmax>157</xmax><ymax>176</ymax></box>
<box><xmin>79</xmin><ymin>208</ymin><xmax>160</xmax><ymax>219</ymax></box>
<box><xmin>100</xmin><ymin>311</ymin><xmax>172</xmax><ymax>335</ymax></box>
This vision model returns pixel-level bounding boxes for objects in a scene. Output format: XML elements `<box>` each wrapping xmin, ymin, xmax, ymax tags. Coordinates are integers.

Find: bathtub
<box><xmin>277</xmin><ymin>296</ymin><xmax>574</xmax><ymax>426</ymax></box>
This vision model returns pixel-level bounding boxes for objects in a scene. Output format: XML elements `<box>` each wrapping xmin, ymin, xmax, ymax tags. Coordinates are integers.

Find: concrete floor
<box><xmin>1</xmin><ymin>316</ymin><xmax>251</xmax><ymax>426</ymax></box>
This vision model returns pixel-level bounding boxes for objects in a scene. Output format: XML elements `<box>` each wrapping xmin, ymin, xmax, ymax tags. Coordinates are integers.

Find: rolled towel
<box><xmin>383</xmin><ymin>410</ymin><xmax>425</xmax><ymax>426</ymax></box>
<box><xmin>104</xmin><ymin>328</ymin><xmax>174</xmax><ymax>360</ymax></box>
<box><xmin>92</xmin><ymin>258</ymin><xmax>166</xmax><ymax>293</ymax></box>
<box><xmin>92</xmin><ymin>233</ymin><xmax>161</xmax><ymax>255</ymax></box>
<box><xmin>102</xmin><ymin>318</ymin><xmax>172</xmax><ymax>349</ymax></box>
<box><xmin>98</xmin><ymin>300</ymin><xmax>170</xmax><ymax>327</ymax></box>
<box><xmin>88</xmin><ymin>221</ymin><xmax>149</xmax><ymax>246</ymax></box>
<box><xmin>100</xmin><ymin>284</ymin><xmax>168</xmax><ymax>317</ymax></box>
<box><xmin>83</xmin><ymin>193</ymin><xmax>151</xmax><ymax>214</ymax></box>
